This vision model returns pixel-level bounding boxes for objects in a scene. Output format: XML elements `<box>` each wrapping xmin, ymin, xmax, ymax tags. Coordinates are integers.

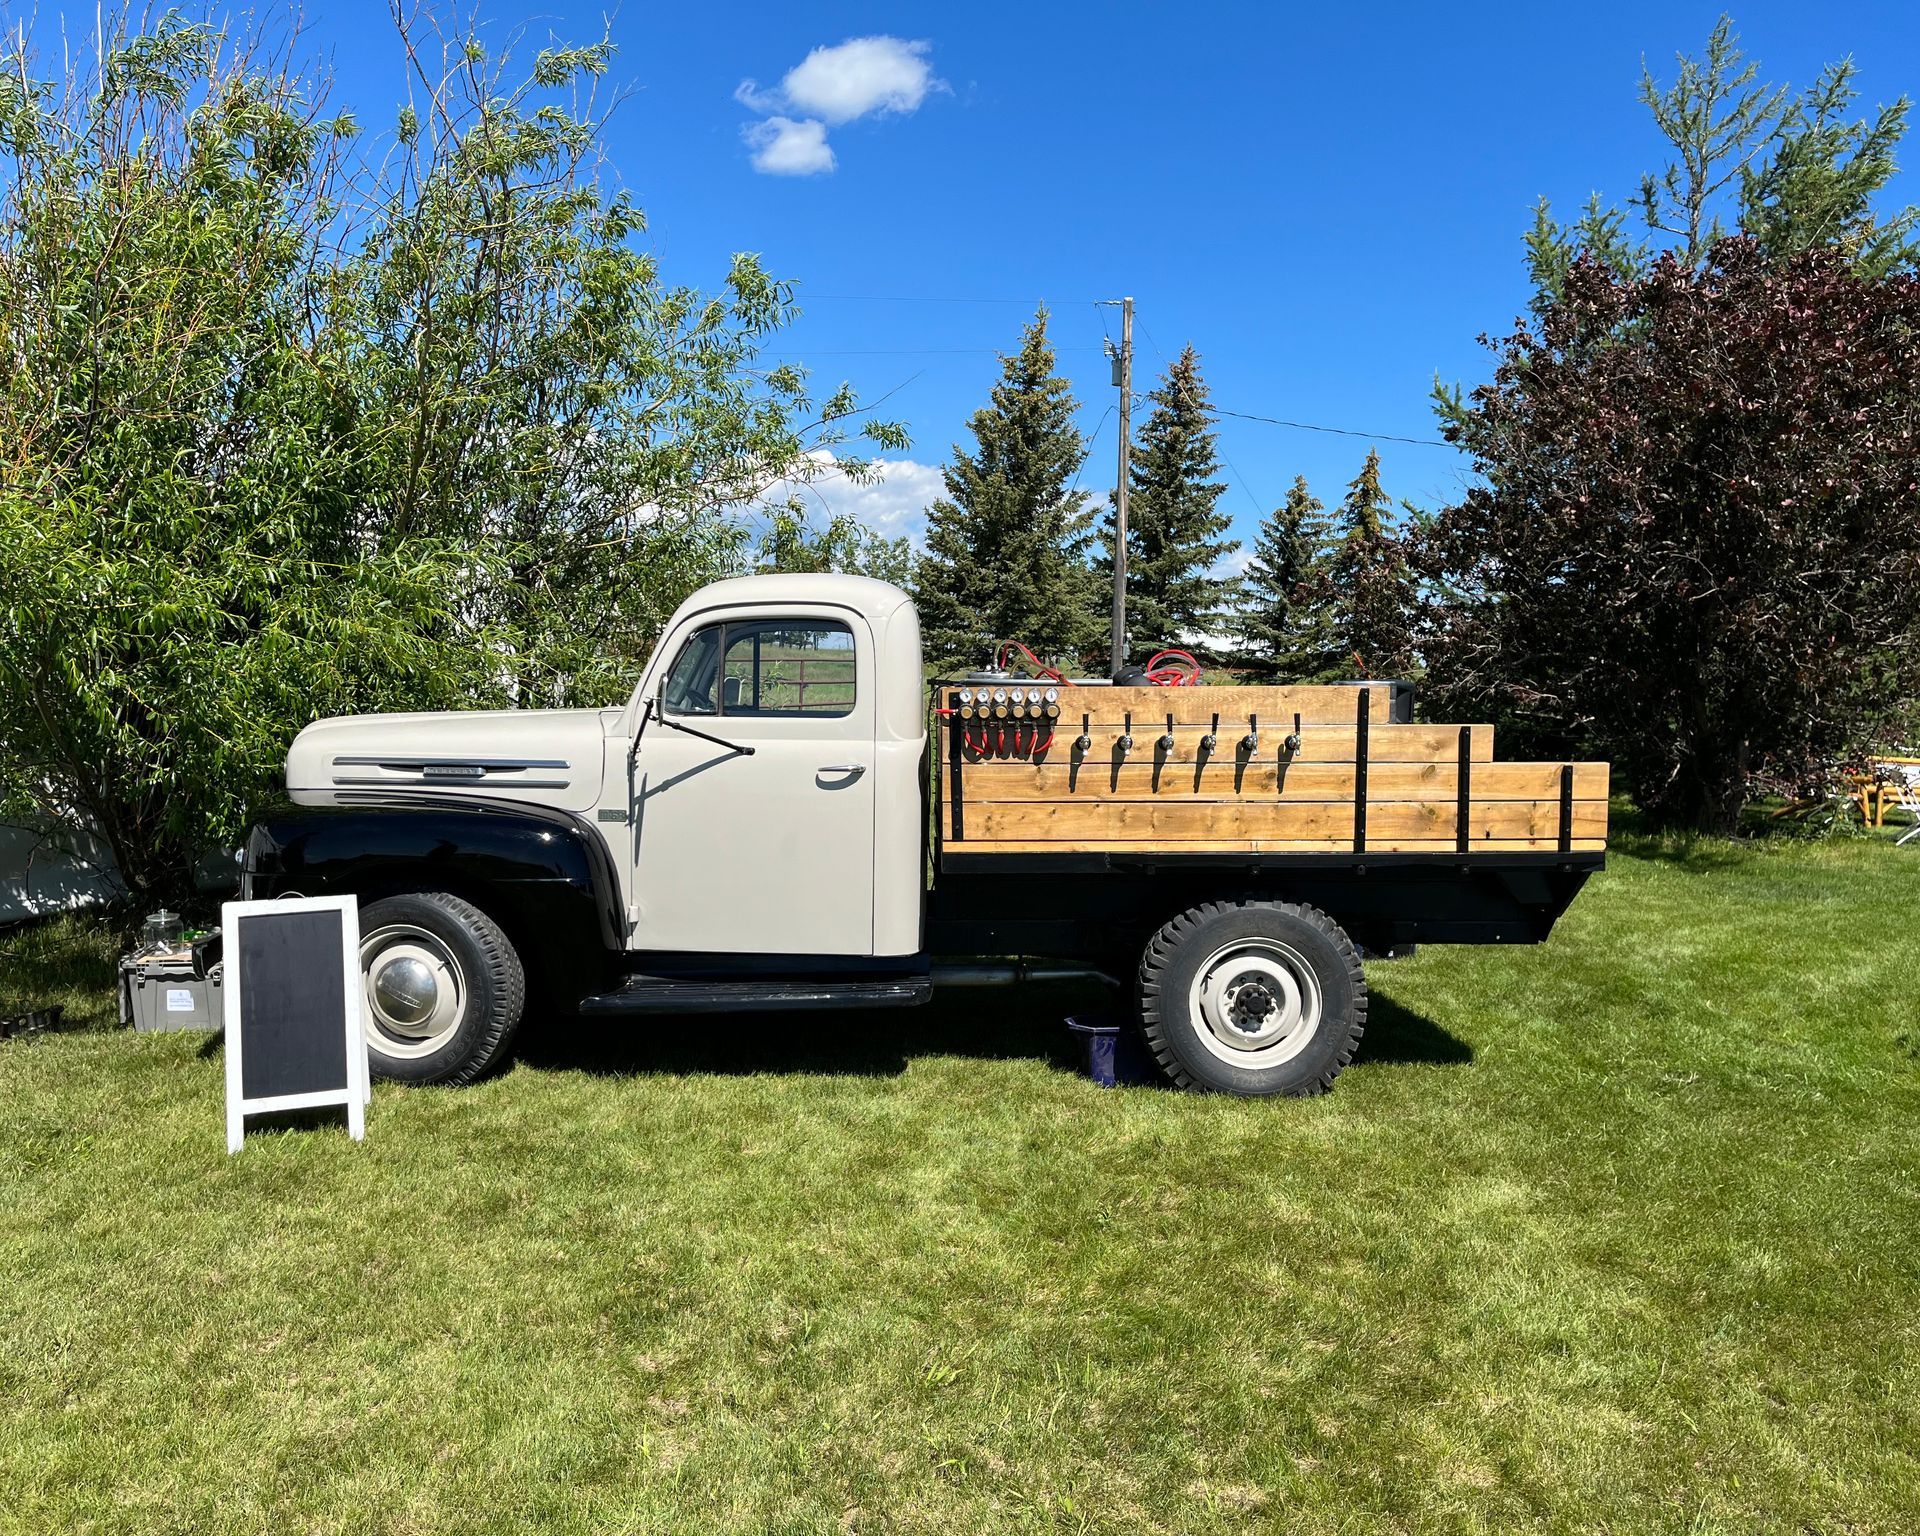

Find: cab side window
<box><xmin>660</xmin><ymin>624</ymin><xmax>723</xmax><ymax>715</ymax></box>
<box><xmin>662</xmin><ymin>619</ymin><xmax>855</xmax><ymax>719</ymax></box>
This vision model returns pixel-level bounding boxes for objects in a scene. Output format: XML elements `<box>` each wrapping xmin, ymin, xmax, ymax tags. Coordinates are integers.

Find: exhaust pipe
<box><xmin>930</xmin><ymin>959</ymin><xmax>1123</xmax><ymax>991</ymax></box>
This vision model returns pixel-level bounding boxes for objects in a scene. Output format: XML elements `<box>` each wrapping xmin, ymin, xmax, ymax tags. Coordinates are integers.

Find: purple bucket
<box><xmin>1065</xmin><ymin>1017</ymin><xmax>1157</xmax><ymax>1087</ymax></box>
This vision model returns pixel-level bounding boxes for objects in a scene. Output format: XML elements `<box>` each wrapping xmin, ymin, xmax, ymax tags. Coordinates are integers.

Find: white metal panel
<box><xmin>871</xmin><ymin>595</ymin><xmax>926</xmax><ymax>956</ymax></box>
<box><xmin>626</xmin><ymin>605</ymin><xmax>878</xmax><ymax>956</ymax></box>
<box><xmin>287</xmin><ymin>709</ymin><xmax>609</xmax><ymax>814</ymax></box>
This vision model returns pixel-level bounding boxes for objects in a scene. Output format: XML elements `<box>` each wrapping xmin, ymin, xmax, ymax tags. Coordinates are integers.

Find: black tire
<box><xmin>357</xmin><ymin>892</ymin><xmax>526</xmax><ymax>1085</ymax></box>
<box><xmin>1138</xmin><ymin>899</ymin><xmax>1366</xmax><ymax>1096</ymax></box>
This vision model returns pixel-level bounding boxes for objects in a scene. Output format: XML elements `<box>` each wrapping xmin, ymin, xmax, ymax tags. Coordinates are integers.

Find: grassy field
<box><xmin>1</xmin><ymin>829</ymin><xmax>1917</xmax><ymax>1533</ymax></box>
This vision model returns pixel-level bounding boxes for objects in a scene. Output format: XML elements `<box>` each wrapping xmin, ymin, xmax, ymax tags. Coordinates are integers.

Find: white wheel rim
<box><xmin>1187</xmin><ymin>937</ymin><xmax>1324</xmax><ymax>1067</ymax></box>
<box><xmin>360</xmin><ymin>924</ymin><xmax>466</xmax><ymax>1059</ymax></box>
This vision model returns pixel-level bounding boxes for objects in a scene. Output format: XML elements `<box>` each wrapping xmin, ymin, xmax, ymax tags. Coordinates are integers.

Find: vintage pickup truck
<box><xmin>242</xmin><ymin>573</ymin><xmax>1607</xmax><ymax>1096</ymax></box>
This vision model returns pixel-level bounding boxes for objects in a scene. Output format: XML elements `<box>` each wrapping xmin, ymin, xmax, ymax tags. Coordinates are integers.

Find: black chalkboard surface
<box><xmin>221</xmin><ymin>896</ymin><xmax>367</xmax><ymax>1151</ymax></box>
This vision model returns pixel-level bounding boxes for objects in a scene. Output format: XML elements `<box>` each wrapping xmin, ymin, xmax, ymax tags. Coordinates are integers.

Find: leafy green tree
<box><xmin>914</xmin><ymin>311</ymin><xmax>1101</xmax><ymax>667</ymax></box>
<box><xmin>1426</xmin><ymin>14</ymin><xmax>1920</xmax><ymax>823</ymax></box>
<box><xmin>0</xmin><ymin>9</ymin><xmax>901</xmax><ymax>905</ymax></box>
<box><xmin>1319</xmin><ymin>451</ymin><xmax>1416</xmax><ymax>681</ymax></box>
<box><xmin>757</xmin><ymin>504</ymin><xmax>914</xmax><ymax>586</ymax></box>
<box><xmin>1234</xmin><ymin>476</ymin><xmax>1336</xmax><ymax>681</ymax></box>
<box><xmin>1419</xmin><ymin>241</ymin><xmax>1920</xmax><ymax>830</ymax></box>
<box><xmin>334</xmin><ymin>23</ymin><xmax>904</xmax><ymax>706</ymax></box>
<box><xmin>1094</xmin><ymin>345</ymin><xmax>1238</xmax><ymax>655</ymax></box>
<box><xmin>0</xmin><ymin>14</ymin><xmax>474</xmax><ymax>905</ymax></box>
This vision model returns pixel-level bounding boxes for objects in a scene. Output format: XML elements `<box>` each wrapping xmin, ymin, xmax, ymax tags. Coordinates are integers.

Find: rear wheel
<box><xmin>358</xmin><ymin>892</ymin><xmax>525</xmax><ymax>1085</ymax></box>
<box><xmin>1139</xmin><ymin>899</ymin><xmax>1366</xmax><ymax>1096</ymax></box>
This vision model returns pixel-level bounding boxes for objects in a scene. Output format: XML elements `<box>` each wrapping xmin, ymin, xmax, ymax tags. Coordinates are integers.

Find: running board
<box><xmin>578</xmin><ymin>972</ymin><xmax>932</xmax><ymax>1016</ymax></box>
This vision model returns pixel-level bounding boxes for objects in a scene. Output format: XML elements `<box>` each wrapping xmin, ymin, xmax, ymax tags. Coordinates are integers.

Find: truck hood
<box><xmin>287</xmin><ymin>708</ymin><xmax>617</xmax><ymax>815</ymax></box>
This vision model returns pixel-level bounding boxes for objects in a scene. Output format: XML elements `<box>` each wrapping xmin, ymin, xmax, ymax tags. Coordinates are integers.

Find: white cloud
<box><xmin>742</xmin><ymin>116</ymin><xmax>835</xmax><ymax>176</ymax></box>
<box><xmin>780</xmin><ymin>37</ymin><xmax>940</xmax><ymax>124</ymax></box>
<box><xmin>1214</xmin><ymin>545</ymin><xmax>1256</xmax><ymax>579</ymax></box>
<box><xmin>754</xmin><ymin>451</ymin><xmax>946</xmax><ymax>545</ymax></box>
<box><xmin>736</xmin><ymin>36</ymin><xmax>943</xmax><ymax>175</ymax></box>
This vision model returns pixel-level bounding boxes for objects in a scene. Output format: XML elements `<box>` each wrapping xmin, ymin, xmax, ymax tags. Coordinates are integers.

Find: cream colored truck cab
<box><xmin>287</xmin><ymin>574</ymin><xmax>928</xmax><ymax>960</ymax></box>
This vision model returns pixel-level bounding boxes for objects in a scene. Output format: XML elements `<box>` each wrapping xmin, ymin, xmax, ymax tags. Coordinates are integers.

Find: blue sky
<box><xmin>72</xmin><ymin>2</ymin><xmax>1920</xmax><ymax>560</ymax></box>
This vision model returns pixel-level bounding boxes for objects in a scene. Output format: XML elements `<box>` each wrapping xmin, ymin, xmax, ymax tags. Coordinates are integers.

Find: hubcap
<box><xmin>373</xmin><ymin>956</ymin><xmax>439</xmax><ymax>1025</ymax></box>
<box><xmin>1188</xmin><ymin>938</ymin><xmax>1324</xmax><ymax>1066</ymax></box>
<box><xmin>360</xmin><ymin>924</ymin><xmax>466</xmax><ymax>1057</ymax></box>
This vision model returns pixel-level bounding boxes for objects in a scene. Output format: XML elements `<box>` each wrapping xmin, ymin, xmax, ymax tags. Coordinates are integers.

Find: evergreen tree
<box><xmin>1234</xmin><ymin>475</ymin><xmax>1336</xmax><ymax>681</ymax></box>
<box><xmin>1095</xmin><ymin>345</ymin><xmax>1238</xmax><ymax>656</ymax></box>
<box><xmin>1321</xmin><ymin>450</ymin><xmax>1416</xmax><ymax>680</ymax></box>
<box><xmin>1522</xmin><ymin>21</ymin><xmax>1918</xmax><ymax>306</ymax></box>
<box><xmin>913</xmin><ymin>310</ymin><xmax>1101</xmax><ymax>666</ymax></box>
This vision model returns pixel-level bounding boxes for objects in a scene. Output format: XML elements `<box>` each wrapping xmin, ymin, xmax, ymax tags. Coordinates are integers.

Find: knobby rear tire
<box><xmin>1139</xmin><ymin>899</ymin><xmax>1367</xmax><ymax>1096</ymax></box>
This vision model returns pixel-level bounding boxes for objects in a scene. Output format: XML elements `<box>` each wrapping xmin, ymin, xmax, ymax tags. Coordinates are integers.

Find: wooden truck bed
<box><xmin>937</xmin><ymin>684</ymin><xmax>1609</xmax><ymax>859</ymax></box>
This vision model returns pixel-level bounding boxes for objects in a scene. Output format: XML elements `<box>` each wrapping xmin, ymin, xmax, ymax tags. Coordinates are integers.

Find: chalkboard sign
<box><xmin>220</xmin><ymin>896</ymin><xmax>369</xmax><ymax>1152</ymax></box>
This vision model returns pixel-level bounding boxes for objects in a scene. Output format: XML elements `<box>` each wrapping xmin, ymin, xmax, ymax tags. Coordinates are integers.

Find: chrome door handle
<box><xmin>817</xmin><ymin>763</ymin><xmax>866</xmax><ymax>779</ymax></box>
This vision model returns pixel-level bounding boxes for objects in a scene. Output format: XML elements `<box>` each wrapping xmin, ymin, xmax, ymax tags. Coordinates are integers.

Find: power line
<box><xmin>1068</xmin><ymin>402</ymin><xmax>1117</xmax><ymax>512</ymax></box>
<box><xmin>1211</xmin><ymin>406</ymin><xmax>1452</xmax><ymax>449</ymax></box>
<box><xmin>1138</xmin><ymin>320</ymin><xmax>1451</xmax><ymax>452</ymax></box>
<box><xmin>1130</xmin><ymin>323</ymin><xmax>1266</xmax><ymax>517</ymax></box>
<box><xmin>800</xmin><ymin>292</ymin><xmax>1093</xmax><ymax>305</ymax></box>
<box><xmin>798</xmin><ymin>346</ymin><xmax>1106</xmax><ymax>357</ymax></box>
<box><xmin>794</xmin><ymin>304</ymin><xmax>1453</xmax><ymax>451</ymax></box>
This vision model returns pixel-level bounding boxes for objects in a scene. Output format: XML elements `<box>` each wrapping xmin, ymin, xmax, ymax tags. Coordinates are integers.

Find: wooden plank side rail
<box><xmin>948</xmin><ymin>837</ymin><xmax>1606</xmax><ymax>854</ymax></box>
<box><xmin>949</xmin><ymin>761</ymin><xmax>1609</xmax><ymax>802</ymax></box>
<box><xmin>938</xmin><ymin>681</ymin><xmax>1610</xmax><ymax>857</ymax></box>
<box><xmin>959</xmin><ymin>801</ymin><xmax>1608</xmax><ymax>843</ymax></box>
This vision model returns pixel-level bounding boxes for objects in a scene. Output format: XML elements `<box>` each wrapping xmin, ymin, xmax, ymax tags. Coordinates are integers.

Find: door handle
<box><xmin>817</xmin><ymin>764</ymin><xmax>866</xmax><ymax>779</ymax></box>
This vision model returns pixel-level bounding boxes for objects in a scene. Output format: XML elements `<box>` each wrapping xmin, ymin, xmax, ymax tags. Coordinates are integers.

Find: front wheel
<box><xmin>358</xmin><ymin>892</ymin><xmax>526</xmax><ymax>1085</ymax></box>
<box><xmin>1139</xmin><ymin>900</ymin><xmax>1366</xmax><ymax>1096</ymax></box>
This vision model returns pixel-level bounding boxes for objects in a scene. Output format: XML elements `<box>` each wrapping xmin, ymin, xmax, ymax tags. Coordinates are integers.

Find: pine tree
<box><xmin>1321</xmin><ymin>449</ymin><xmax>1417</xmax><ymax>679</ymax></box>
<box><xmin>1094</xmin><ymin>345</ymin><xmax>1239</xmax><ymax>658</ymax></box>
<box><xmin>1234</xmin><ymin>475</ymin><xmax>1336</xmax><ymax>681</ymax></box>
<box><xmin>913</xmin><ymin>310</ymin><xmax>1101</xmax><ymax>666</ymax></box>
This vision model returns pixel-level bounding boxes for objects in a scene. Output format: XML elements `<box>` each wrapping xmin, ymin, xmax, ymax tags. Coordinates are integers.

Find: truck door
<box><xmin>629</xmin><ymin>607</ymin><xmax>875</xmax><ymax>956</ymax></box>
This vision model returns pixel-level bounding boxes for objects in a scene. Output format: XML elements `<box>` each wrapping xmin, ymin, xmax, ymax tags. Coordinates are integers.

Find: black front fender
<box><xmin>242</xmin><ymin>794</ymin><xmax>624</xmax><ymax>997</ymax></box>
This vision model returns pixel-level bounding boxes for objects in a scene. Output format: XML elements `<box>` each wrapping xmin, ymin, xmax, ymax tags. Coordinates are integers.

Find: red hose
<box><xmin>1144</xmin><ymin>649</ymin><xmax>1202</xmax><ymax>686</ymax></box>
<box><xmin>995</xmin><ymin>639</ymin><xmax>1067</xmax><ymax>685</ymax></box>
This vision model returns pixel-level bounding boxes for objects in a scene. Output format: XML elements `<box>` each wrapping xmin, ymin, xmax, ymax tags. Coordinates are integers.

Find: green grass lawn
<box><xmin>2</xmin><ymin>831</ymin><xmax>1917</xmax><ymax>1534</ymax></box>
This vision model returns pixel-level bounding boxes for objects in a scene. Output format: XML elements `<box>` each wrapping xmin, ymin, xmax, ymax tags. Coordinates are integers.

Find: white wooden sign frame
<box><xmin>221</xmin><ymin>895</ymin><xmax>370</xmax><ymax>1153</ymax></box>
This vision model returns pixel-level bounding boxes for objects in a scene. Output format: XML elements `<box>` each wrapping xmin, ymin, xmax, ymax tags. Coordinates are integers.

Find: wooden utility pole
<box><xmin>1109</xmin><ymin>296</ymin><xmax>1133</xmax><ymax>676</ymax></box>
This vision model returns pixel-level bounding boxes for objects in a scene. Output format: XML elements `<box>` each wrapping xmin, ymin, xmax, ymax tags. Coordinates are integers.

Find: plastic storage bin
<box><xmin>120</xmin><ymin>953</ymin><xmax>223</xmax><ymax>1032</ymax></box>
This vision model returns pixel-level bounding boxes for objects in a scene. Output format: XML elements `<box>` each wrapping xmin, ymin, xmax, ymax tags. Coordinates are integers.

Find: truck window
<box><xmin>721</xmin><ymin>620</ymin><xmax>854</xmax><ymax>717</ymax></box>
<box><xmin>661</xmin><ymin>625</ymin><xmax>723</xmax><ymax>715</ymax></box>
<box><xmin>660</xmin><ymin>618</ymin><xmax>855</xmax><ymax>719</ymax></box>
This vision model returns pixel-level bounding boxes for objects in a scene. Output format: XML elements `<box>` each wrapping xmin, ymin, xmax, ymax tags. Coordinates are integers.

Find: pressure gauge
<box><xmin>957</xmin><ymin>688</ymin><xmax>973</xmax><ymax>706</ymax></box>
<box><xmin>1009</xmin><ymin>688</ymin><xmax>1026</xmax><ymax>706</ymax></box>
<box><xmin>992</xmin><ymin>688</ymin><xmax>1007</xmax><ymax>704</ymax></box>
<box><xmin>1043</xmin><ymin>688</ymin><xmax>1060</xmax><ymax>704</ymax></box>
